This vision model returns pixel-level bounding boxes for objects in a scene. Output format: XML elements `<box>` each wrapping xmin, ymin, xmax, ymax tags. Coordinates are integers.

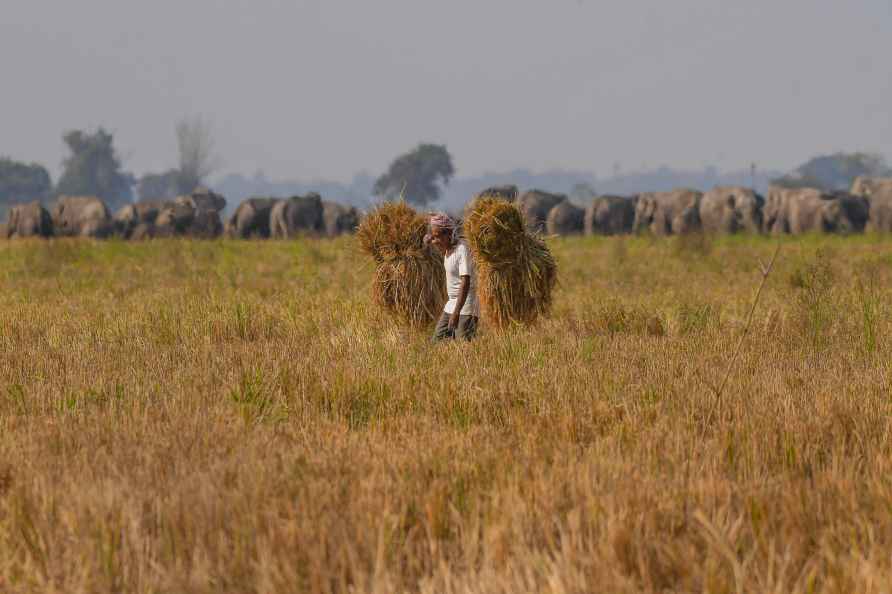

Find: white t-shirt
<box><xmin>443</xmin><ymin>241</ymin><xmax>480</xmax><ymax>316</ymax></box>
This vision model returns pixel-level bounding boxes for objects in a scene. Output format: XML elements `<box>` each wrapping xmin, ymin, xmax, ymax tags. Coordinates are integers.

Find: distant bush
<box><xmin>373</xmin><ymin>143</ymin><xmax>454</xmax><ymax>206</ymax></box>
<box><xmin>55</xmin><ymin>128</ymin><xmax>134</xmax><ymax>211</ymax></box>
<box><xmin>772</xmin><ymin>152</ymin><xmax>890</xmax><ymax>191</ymax></box>
<box><xmin>0</xmin><ymin>157</ymin><xmax>52</xmax><ymax>213</ymax></box>
<box><xmin>137</xmin><ymin>170</ymin><xmax>180</xmax><ymax>202</ymax></box>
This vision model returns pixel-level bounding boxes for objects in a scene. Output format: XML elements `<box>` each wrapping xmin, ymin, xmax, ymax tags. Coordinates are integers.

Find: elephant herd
<box><xmin>1</xmin><ymin>188</ymin><xmax>361</xmax><ymax>240</ymax></box>
<box><xmin>6</xmin><ymin>177</ymin><xmax>892</xmax><ymax>241</ymax></box>
<box><xmin>496</xmin><ymin>177</ymin><xmax>892</xmax><ymax>237</ymax></box>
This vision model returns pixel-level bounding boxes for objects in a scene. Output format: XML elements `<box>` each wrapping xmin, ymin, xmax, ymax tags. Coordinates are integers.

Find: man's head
<box><xmin>426</xmin><ymin>212</ymin><xmax>457</xmax><ymax>254</ymax></box>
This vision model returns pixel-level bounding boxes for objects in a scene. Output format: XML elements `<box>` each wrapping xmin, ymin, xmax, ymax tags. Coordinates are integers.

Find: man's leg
<box><xmin>431</xmin><ymin>312</ymin><xmax>454</xmax><ymax>342</ymax></box>
<box><xmin>455</xmin><ymin>315</ymin><xmax>479</xmax><ymax>341</ymax></box>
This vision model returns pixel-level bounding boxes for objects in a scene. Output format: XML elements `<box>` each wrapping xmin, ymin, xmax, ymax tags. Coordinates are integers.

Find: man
<box><xmin>426</xmin><ymin>213</ymin><xmax>480</xmax><ymax>341</ymax></box>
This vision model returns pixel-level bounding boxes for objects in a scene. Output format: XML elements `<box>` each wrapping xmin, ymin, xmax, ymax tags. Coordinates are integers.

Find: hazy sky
<box><xmin>3</xmin><ymin>0</ymin><xmax>890</xmax><ymax>182</ymax></box>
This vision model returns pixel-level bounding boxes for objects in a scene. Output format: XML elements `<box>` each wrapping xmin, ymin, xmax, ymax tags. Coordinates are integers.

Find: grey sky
<box><xmin>3</xmin><ymin>0</ymin><xmax>890</xmax><ymax>182</ymax></box>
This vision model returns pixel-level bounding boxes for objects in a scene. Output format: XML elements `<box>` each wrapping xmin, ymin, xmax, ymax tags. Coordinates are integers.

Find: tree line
<box><xmin>0</xmin><ymin>126</ymin><xmax>455</xmax><ymax>221</ymax></box>
<box><xmin>0</xmin><ymin>117</ymin><xmax>218</xmax><ymax>220</ymax></box>
<box><xmin>2</xmin><ymin>118</ymin><xmax>890</xmax><ymax>223</ymax></box>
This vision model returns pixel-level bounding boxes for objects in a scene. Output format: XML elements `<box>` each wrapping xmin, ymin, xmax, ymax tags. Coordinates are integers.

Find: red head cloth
<box><xmin>429</xmin><ymin>212</ymin><xmax>456</xmax><ymax>230</ymax></box>
<box><xmin>425</xmin><ymin>212</ymin><xmax>458</xmax><ymax>246</ymax></box>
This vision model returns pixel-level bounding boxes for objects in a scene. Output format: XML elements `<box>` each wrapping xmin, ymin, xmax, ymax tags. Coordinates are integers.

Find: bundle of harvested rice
<box><xmin>357</xmin><ymin>201</ymin><xmax>447</xmax><ymax>327</ymax></box>
<box><xmin>465</xmin><ymin>196</ymin><xmax>557</xmax><ymax>328</ymax></box>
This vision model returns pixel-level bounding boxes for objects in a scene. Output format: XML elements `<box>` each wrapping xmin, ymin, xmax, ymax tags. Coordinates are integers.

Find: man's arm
<box><xmin>449</xmin><ymin>275</ymin><xmax>470</xmax><ymax>330</ymax></box>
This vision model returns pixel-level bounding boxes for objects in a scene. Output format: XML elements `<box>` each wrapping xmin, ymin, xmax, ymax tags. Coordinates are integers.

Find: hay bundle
<box><xmin>465</xmin><ymin>197</ymin><xmax>557</xmax><ymax>328</ymax></box>
<box><xmin>357</xmin><ymin>202</ymin><xmax>446</xmax><ymax>327</ymax></box>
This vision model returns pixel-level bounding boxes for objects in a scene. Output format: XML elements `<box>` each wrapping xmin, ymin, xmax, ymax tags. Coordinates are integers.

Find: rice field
<box><xmin>2</xmin><ymin>234</ymin><xmax>892</xmax><ymax>593</ymax></box>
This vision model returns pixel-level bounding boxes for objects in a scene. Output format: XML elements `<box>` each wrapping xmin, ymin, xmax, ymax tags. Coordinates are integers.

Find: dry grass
<box><xmin>2</xmin><ymin>234</ymin><xmax>892</xmax><ymax>593</ymax></box>
<box><xmin>356</xmin><ymin>202</ymin><xmax>446</xmax><ymax>328</ymax></box>
<box><xmin>464</xmin><ymin>197</ymin><xmax>557</xmax><ymax>328</ymax></box>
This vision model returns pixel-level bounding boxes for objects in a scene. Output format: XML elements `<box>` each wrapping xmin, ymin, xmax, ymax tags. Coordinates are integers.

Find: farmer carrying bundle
<box><xmin>357</xmin><ymin>202</ymin><xmax>447</xmax><ymax>328</ymax></box>
<box><xmin>464</xmin><ymin>195</ymin><xmax>557</xmax><ymax>328</ymax></box>
<box><xmin>425</xmin><ymin>212</ymin><xmax>480</xmax><ymax>341</ymax></box>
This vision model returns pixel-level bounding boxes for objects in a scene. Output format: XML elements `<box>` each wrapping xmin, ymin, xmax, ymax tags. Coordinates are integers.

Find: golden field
<box><xmin>1</xmin><ymin>234</ymin><xmax>892</xmax><ymax>593</ymax></box>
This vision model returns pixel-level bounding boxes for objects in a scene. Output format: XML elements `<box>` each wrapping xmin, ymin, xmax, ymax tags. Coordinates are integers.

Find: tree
<box><xmin>175</xmin><ymin>115</ymin><xmax>219</xmax><ymax>194</ymax></box>
<box><xmin>0</xmin><ymin>158</ymin><xmax>52</xmax><ymax>216</ymax></box>
<box><xmin>55</xmin><ymin>128</ymin><xmax>135</xmax><ymax>211</ymax></box>
<box><xmin>772</xmin><ymin>152</ymin><xmax>891</xmax><ymax>191</ymax></box>
<box><xmin>137</xmin><ymin>170</ymin><xmax>180</xmax><ymax>202</ymax></box>
<box><xmin>373</xmin><ymin>143</ymin><xmax>454</xmax><ymax>206</ymax></box>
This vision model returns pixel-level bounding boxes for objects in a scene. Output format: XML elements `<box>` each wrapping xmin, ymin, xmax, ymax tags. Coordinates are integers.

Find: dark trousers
<box><xmin>432</xmin><ymin>312</ymin><xmax>479</xmax><ymax>342</ymax></box>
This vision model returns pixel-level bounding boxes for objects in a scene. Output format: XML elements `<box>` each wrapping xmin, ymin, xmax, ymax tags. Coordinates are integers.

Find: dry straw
<box><xmin>357</xmin><ymin>201</ymin><xmax>446</xmax><ymax>328</ymax></box>
<box><xmin>465</xmin><ymin>195</ymin><xmax>557</xmax><ymax>328</ymax></box>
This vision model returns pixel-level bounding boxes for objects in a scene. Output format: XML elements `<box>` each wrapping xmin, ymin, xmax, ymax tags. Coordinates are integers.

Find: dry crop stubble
<box><xmin>464</xmin><ymin>197</ymin><xmax>557</xmax><ymax>328</ymax></box>
<box><xmin>357</xmin><ymin>202</ymin><xmax>446</xmax><ymax>328</ymax></box>
<box><xmin>1</xmin><ymin>235</ymin><xmax>892</xmax><ymax>592</ymax></box>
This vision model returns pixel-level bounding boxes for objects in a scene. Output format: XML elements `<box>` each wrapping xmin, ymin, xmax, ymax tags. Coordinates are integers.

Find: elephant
<box><xmin>5</xmin><ymin>201</ymin><xmax>53</xmax><ymax>238</ymax></box>
<box><xmin>321</xmin><ymin>201</ymin><xmax>360</xmax><ymax>236</ymax></box>
<box><xmin>516</xmin><ymin>190</ymin><xmax>567</xmax><ymax>232</ymax></box>
<box><xmin>633</xmin><ymin>189</ymin><xmax>702</xmax><ymax>235</ymax></box>
<box><xmin>117</xmin><ymin>192</ymin><xmax>224</xmax><ymax>239</ymax></box>
<box><xmin>461</xmin><ymin>186</ymin><xmax>517</xmax><ymax>219</ymax></box>
<box><xmin>850</xmin><ymin>177</ymin><xmax>891</xmax><ymax>197</ymax></box>
<box><xmin>187</xmin><ymin>207</ymin><xmax>224</xmax><ymax>239</ymax></box>
<box><xmin>850</xmin><ymin>177</ymin><xmax>892</xmax><ymax>232</ymax></box>
<box><xmin>699</xmin><ymin>186</ymin><xmax>764</xmax><ymax>234</ymax></box>
<box><xmin>763</xmin><ymin>188</ymin><xmax>868</xmax><ymax>234</ymax></box>
<box><xmin>114</xmin><ymin>200</ymin><xmax>168</xmax><ymax>238</ymax></box>
<box><xmin>173</xmin><ymin>187</ymin><xmax>226</xmax><ymax>238</ymax></box>
<box><xmin>130</xmin><ymin>223</ymin><xmax>157</xmax><ymax>241</ymax></box>
<box><xmin>153</xmin><ymin>201</ymin><xmax>195</xmax><ymax>237</ymax></box>
<box><xmin>153</xmin><ymin>200</ymin><xmax>223</xmax><ymax>239</ymax></box>
<box><xmin>226</xmin><ymin>197</ymin><xmax>280</xmax><ymax>239</ymax></box>
<box><xmin>584</xmin><ymin>195</ymin><xmax>637</xmax><ymax>235</ymax></box>
<box><xmin>545</xmin><ymin>201</ymin><xmax>584</xmax><ymax>235</ymax></box>
<box><xmin>475</xmin><ymin>185</ymin><xmax>519</xmax><ymax>201</ymax></box>
<box><xmin>270</xmin><ymin>193</ymin><xmax>324</xmax><ymax>239</ymax></box>
<box><xmin>178</xmin><ymin>186</ymin><xmax>227</xmax><ymax>214</ymax></box>
<box><xmin>51</xmin><ymin>196</ymin><xmax>114</xmax><ymax>238</ymax></box>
